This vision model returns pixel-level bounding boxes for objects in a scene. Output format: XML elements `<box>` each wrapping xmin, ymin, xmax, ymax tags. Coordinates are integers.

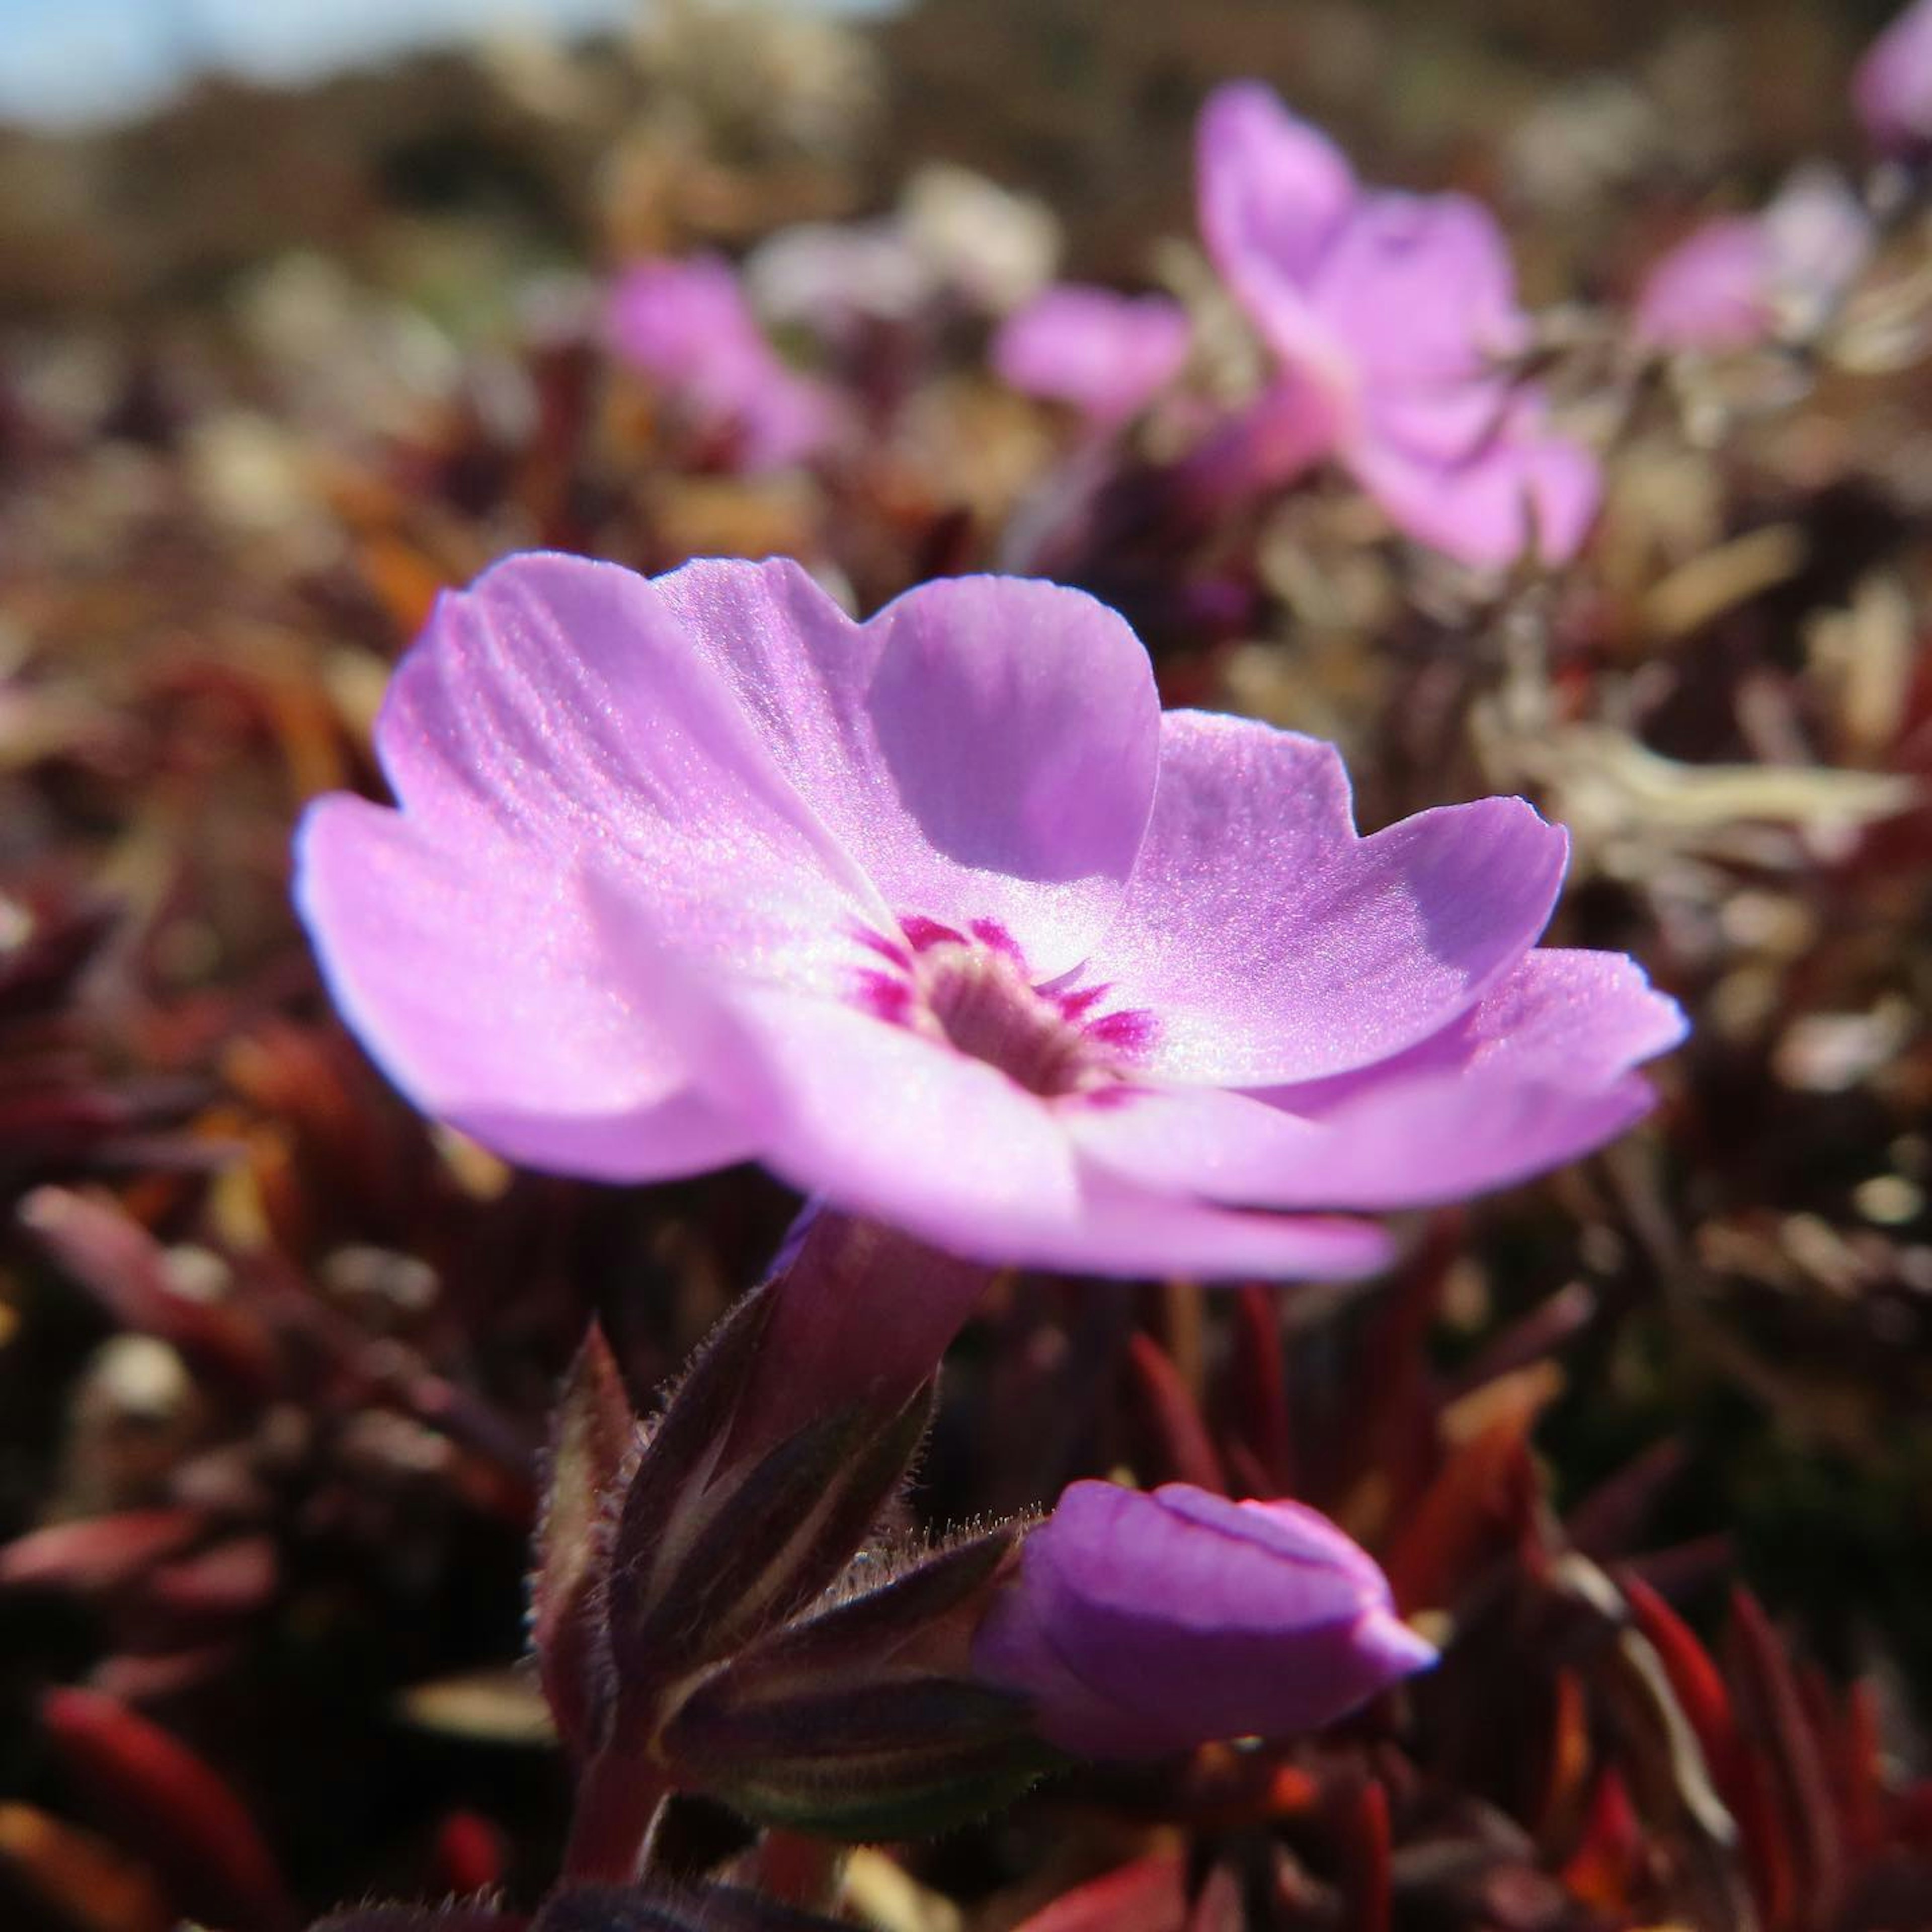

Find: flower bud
<box><xmin>971</xmin><ymin>1481</ymin><xmax>1434</xmax><ymax>1758</ymax></box>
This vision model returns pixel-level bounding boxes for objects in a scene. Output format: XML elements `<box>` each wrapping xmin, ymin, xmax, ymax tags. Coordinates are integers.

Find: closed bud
<box><xmin>971</xmin><ymin>1481</ymin><xmax>1435</xmax><ymax>1758</ymax></box>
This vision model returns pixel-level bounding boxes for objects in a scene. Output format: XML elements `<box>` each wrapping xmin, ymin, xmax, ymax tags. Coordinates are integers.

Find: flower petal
<box><xmin>1348</xmin><ymin>395</ymin><xmax>1600</xmax><ymax>567</ymax></box>
<box><xmin>295</xmin><ymin>798</ymin><xmax>756</xmax><ymax>1179</ymax></box>
<box><xmin>1195</xmin><ymin>82</ymin><xmax>1357</xmax><ymax>388</ymax></box>
<box><xmin>1073</xmin><ymin>950</ymin><xmax>1680</xmax><ymax>1211</ymax></box>
<box><xmin>607</xmin><ymin>255</ymin><xmax>835</xmax><ymax>472</ymax></box>
<box><xmin>1634</xmin><ymin>217</ymin><xmax>1775</xmax><ymax>352</ymax></box>
<box><xmin>654</xmin><ymin>560</ymin><xmax>1163</xmax><ymax>974</ymax></box>
<box><xmin>299</xmin><ymin>553</ymin><xmax>904</xmax><ymax>1174</ymax></box>
<box><xmin>1312</xmin><ymin>190</ymin><xmax>1531</xmax><ymax>398</ymax></box>
<box><xmin>1249</xmin><ymin>948</ymin><xmax>1687</xmax><ymax>1207</ymax></box>
<box><xmin>1087</xmin><ymin>711</ymin><xmax>1570</xmax><ymax>1086</ymax></box>
<box><xmin>993</xmin><ymin>285</ymin><xmax>1191</xmax><ymax>424</ymax></box>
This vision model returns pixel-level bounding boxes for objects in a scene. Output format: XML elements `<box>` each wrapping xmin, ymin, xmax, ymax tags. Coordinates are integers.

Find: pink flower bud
<box><xmin>972</xmin><ymin>1480</ymin><xmax>1434</xmax><ymax>1758</ymax></box>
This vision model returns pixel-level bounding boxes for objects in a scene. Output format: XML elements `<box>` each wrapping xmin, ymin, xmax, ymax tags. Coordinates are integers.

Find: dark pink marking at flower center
<box><xmin>853</xmin><ymin>916</ymin><xmax>1156</xmax><ymax>1099</ymax></box>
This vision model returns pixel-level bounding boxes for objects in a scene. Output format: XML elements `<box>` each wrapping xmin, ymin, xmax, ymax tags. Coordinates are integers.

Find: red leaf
<box><xmin>1339</xmin><ymin>1779</ymin><xmax>1392</xmax><ymax>1932</ymax></box>
<box><xmin>1007</xmin><ymin>1854</ymin><xmax>1187</xmax><ymax>1932</ymax></box>
<box><xmin>39</xmin><ymin>1686</ymin><xmax>295</xmax><ymax>1932</ymax></box>
<box><xmin>1725</xmin><ymin>1588</ymin><xmax>1844</xmax><ymax>1930</ymax></box>
<box><xmin>0</xmin><ymin>1509</ymin><xmax>208</xmax><ymax>1592</ymax></box>
<box><xmin>1225</xmin><ymin>1285</ymin><xmax>1294</xmax><ymax>1496</ymax></box>
<box><xmin>20</xmin><ymin>1187</ymin><xmax>277</xmax><ymax>1395</ymax></box>
<box><xmin>1125</xmin><ymin>1332</ymin><xmax>1226</xmax><ymax>1494</ymax></box>
<box><xmin>1382</xmin><ymin>1414</ymin><xmax>1539</xmax><ymax>1614</ymax></box>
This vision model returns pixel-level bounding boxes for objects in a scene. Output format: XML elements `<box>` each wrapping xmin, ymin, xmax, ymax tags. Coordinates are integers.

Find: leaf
<box><xmin>0</xmin><ymin>1800</ymin><xmax>174</xmax><ymax>1932</ymax></box>
<box><xmin>1004</xmin><ymin>1856</ymin><xmax>1186</xmax><ymax>1932</ymax></box>
<box><xmin>532</xmin><ymin>1321</ymin><xmax>637</xmax><ymax>1757</ymax></box>
<box><xmin>669</xmin><ymin>1676</ymin><xmax>1053</xmax><ymax>1842</ymax></box>
<box><xmin>718</xmin><ymin>1528</ymin><xmax>1018</xmax><ymax>1689</ymax></box>
<box><xmin>608</xmin><ymin>1383</ymin><xmax>931</xmax><ymax>1696</ymax></box>
<box><xmin>1124</xmin><ymin>1333</ymin><xmax>1225</xmax><ymax>1493</ymax></box>
<box><xmin>39</xmin><ymin>1687</ymin><xmax>295</xmax><ymax>1932</ymax></box>
<box><xmin>0</xmin><ymin>1508</ymin><xmax>209</xmax><ymax>1592</ymax></box>
<box><xmin>19</xmin><ymin>1187</ymin><xmax>277</xmax><ymax>1395</ymax></box>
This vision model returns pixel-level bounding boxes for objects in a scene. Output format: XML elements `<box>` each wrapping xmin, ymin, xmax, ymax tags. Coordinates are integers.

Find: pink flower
<box><xmin>606</xmin><ymin>256</ymin><xmax>835</xmax><ymax>473</ymax></box>
<box><xmin>993</xmin><ymin>286</ymin><xmax>1191</xmax><ymax>425</ymax></box>
<box><xmin>972</xmin><ymin>1481</ymin><xmax>1433</xmax><ymax>1757</ymax></box>
<box><xmin>294</xmin><ymin>553</ymin><xmax>1682</xmax><ymax>1280</ymax></box>
<box><xmin>1635</xmin><ymin>173</ymin><xmax>1873</xmax><ymax>351</ymax></box>
<box><xmin>1195</xmin><ymin>83</ymin><xmax>1598</xmax><ymax>569</ymax></box>
<box><xmin>1856</xmin><ymin>0</ymin><xmax>1932</xmax><ymax>155</ymax></box>
<box><xmin>1634</xmin><ymin>217</ymin><xmax>1776</xmax><ymax>352</ymax></box>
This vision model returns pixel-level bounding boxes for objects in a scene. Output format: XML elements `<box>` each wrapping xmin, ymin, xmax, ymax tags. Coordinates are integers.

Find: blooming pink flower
<box><xmin>1635</xmin><ymin>172</ymin><xmax>1873</xmax><ymax>351</ymax></box>
<box><xmin>606</xmin><ymin>256</ymin><xmax>835</xmax><ymax>473</ymax></box>
<box><xmin>993</xmin><ymin>285</ymin><xmax>1191</xmax><ymax>425</ymax></box>
<box><xmin>972</xmin><ymin>1481</ymin><xmax>1433</xmax><ymax>1756</ymax></box>
<box><xmin>295</xmin><ymin>552</ymin><xmax>1682</xmax><ymax>1280</ymax></box>
<box><xmin>1196</xmin><ymin>83</ymin><xmax>1598</xmax><ymax>569</ymax></box>
<box><xmin>1856</xmin><ymin>0</ymin><xmax>1932</xmax><ymax>155</ymax></box>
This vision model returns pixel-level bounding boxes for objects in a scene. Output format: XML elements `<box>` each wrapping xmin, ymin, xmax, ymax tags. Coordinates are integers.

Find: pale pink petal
<box><xmin>1348</xmin><ymin>398</ymin><xmax>1600</xmax><ymax>567</ymax></box>
<box><xmin>1634</xmin><ymin>218</ymin><xmax>1775</xmax><ymax>351</ymax></box>
<box><xmin>1085</xmin><ymin>712</ymin><xmax>1568</xmax><ymax>1086</ymax></box>
<box><xmin>1311</xmin><ymin>192</ymin><xmax>1531</xmax><ymax>402</ymax></box>
<box><xmin>298</xmin><ymin>553</ymin><xmax>901</xmax><ymax>1176</ymax></box>
<box><xmin>993</xmin><ymin>285</ymin><xmax>1191</xmax><ymax>424</ymax></box>
<box><xmin>295</xmin><ymin>799</ymin><xmax>757</xmax><ymax>1179</ymax></box>
<box><xmin>1174</xmin><ymin>372</ymin><xmax>1342</xmax><ymax>503</ymax></box>
<box><xmin>654</xmin><ymin>560</ymin><xmax>1162</xmax><ymax>975</ymax></box>
<box><xmin>675</xmin><ymin>982</ymin><xmax>1391</xmax><ymax>1279</ymax></box>
<box><xmin>1073</xmin><ymin>952</ymin><xmax>1681</xmax><ymax>1211</ymax></box>
<box><xmin>1251</xmin><ymin>949</ymin><xmax>1686</xmax><ymax>1206</ymax></box>
<box><xmin>606</xmin><ymin>255</ymin><xmax>836</xmax><ymax>472</ymax></box>
<box><xmin>1195</xmin><ymin>83</ymin><xmax>1357</xmax><ymax>388</ymax></box>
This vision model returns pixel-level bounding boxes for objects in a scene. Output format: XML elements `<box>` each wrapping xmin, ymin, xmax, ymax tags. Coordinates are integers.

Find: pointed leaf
<box><xmin>1125</xmin><ymin>1333</ymin><xmax>1225</xmax><ymax>1494</ymax></box>
<box><xmin>722</xmin><ymin>1527</ymin><xmax>1019</xmax><ymax>1689</ymax></box>
<box><xmin>609</xmin><ymin>1385</ymin><xmax>931</xmax><ymax>1692</ymax></box>
<box><xmin>534</xmin><ymin>1322</ymin><xmax>638</xmax><ymax>1756</ymax></box>
<box><xmin>1725</xmin><ymin>1587</ymin><xmax>1843</xmax><ymax>1929</ymax></box>
<box><xmin>0</xmin><ymin>1509</ymin><xmax>209</xmax><ymax>1592</ymax></box>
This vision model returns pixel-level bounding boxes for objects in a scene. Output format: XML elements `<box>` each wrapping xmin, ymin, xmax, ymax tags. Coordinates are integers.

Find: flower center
<box><xmin>854</xmin><ymin>916</ymin><xmax>1154</xmax><ymax>1100</ymax></box>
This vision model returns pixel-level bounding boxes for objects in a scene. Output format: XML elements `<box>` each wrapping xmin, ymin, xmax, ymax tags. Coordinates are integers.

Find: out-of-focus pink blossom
<box><xmin>971</xmin><ymin>1481</ymin><xmax>1434</xmax><ymax>1757</ymax></box>
<box><xmin>295</xmin><ymin>553</ymin><xmax>1682</xmax><ymax>1280</ymax></box>
<box><xmin>1196</xmin><ymin>82</ymin><xmax>1598</xmax><ymax>569</ymax></box>
<box><xmin>993</xmin><ymin>286</ymin><xmax>1191</xmax><ymax>425</ymax></box>
<box><xmin>1635</xmin><ymin>170</ymin><xmax>1873</xmax><ymax>350</ymax></box>
<box><xmin>605</xmin><ymin>256</ymin><xmax>836</xmax><ymax>473</ymax></box>
<box><xmin>1856</xmin><ymin>0</ymin><xmax>1932</xmax><ymax>155</ymax></box>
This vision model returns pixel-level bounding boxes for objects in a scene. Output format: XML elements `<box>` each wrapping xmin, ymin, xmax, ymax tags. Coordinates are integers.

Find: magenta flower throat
<box><xmin>296</xmin><ymin>552</ymin><xmax>1683</xmax><ymax>1279</ymax></box>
